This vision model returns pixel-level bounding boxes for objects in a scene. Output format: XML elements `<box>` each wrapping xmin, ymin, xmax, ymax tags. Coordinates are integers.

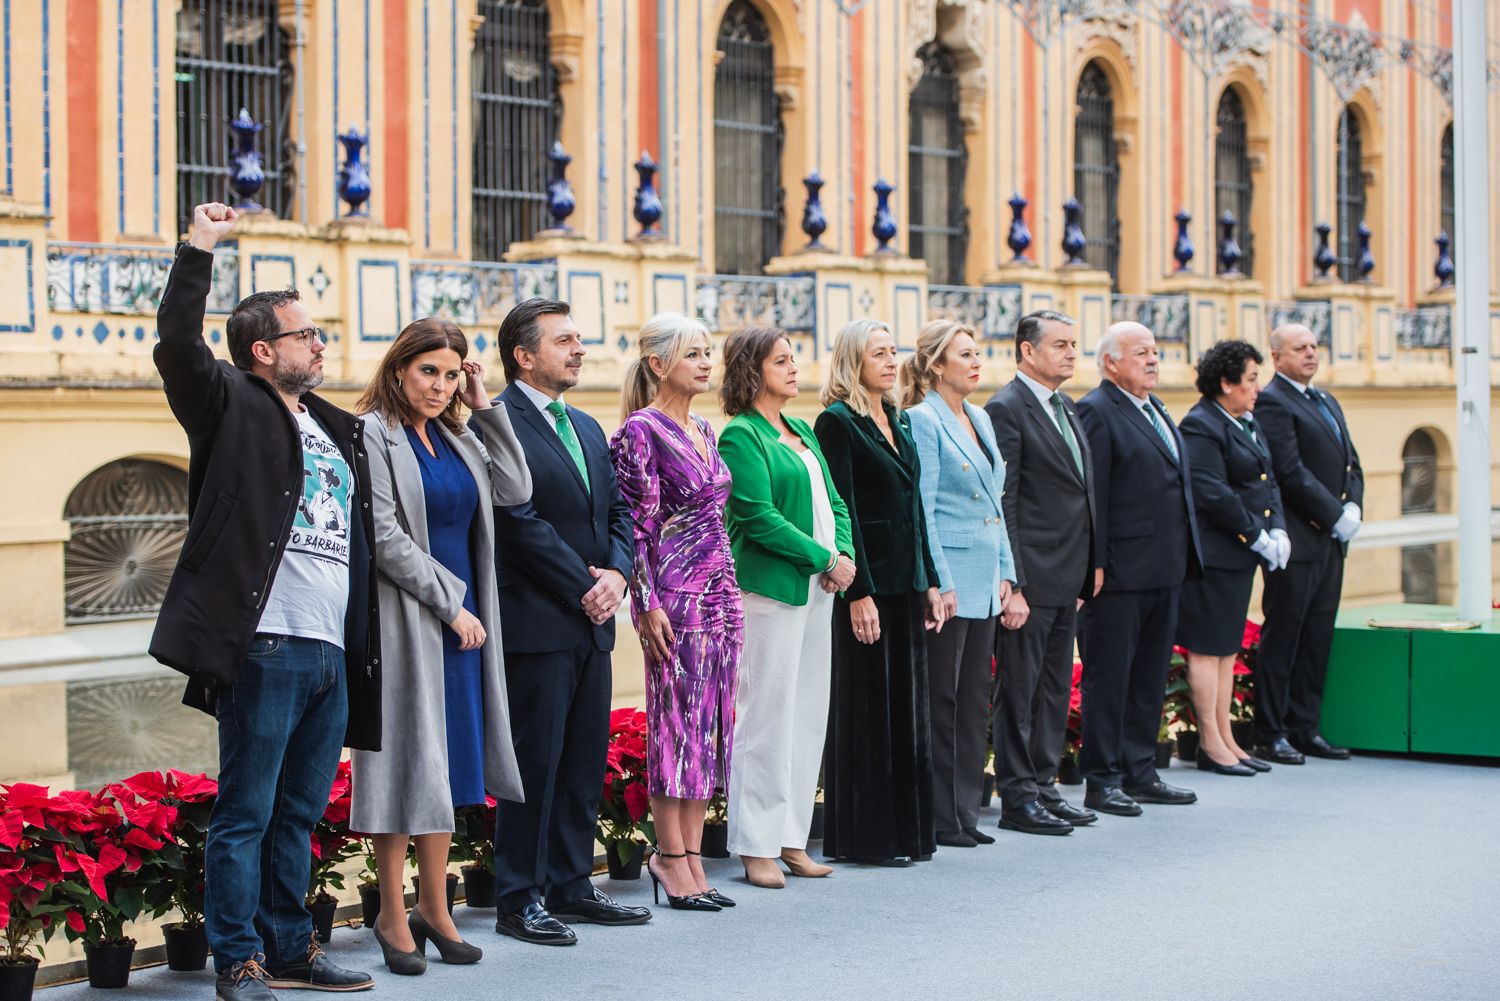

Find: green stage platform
<box><xmin>1321</xmin><ymin>603</ymin><xmax>1500</xmax><ymax>757</ymax></box>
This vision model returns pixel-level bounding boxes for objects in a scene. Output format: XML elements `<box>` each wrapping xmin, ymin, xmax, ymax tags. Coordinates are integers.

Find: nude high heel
<box><xmin>740</xmin><ymin>855</ymin><xmax>787</xmax><ymax>889</ymax></box>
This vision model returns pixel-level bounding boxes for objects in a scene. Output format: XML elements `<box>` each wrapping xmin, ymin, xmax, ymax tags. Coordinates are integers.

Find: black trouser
<box><xmin>927</xmin><ymin>615</ymin><xmax>997</xmax><ymax>833</ymax></box>
<box><xmin>1258</xmin><ymin>543</ymin><xmax>1344</xmax><ymax>744</ymax></box>
<box><xmin>493</xmin><ymin>639</ymin><xmax>611</xmax><ymax>914</ymax></box>
<box><xmin>1077</xmin><ymin>587</ymin><xmax>1179</xmax><ymax>789</ymax></box>
<box><xmin>995</xmin><ymin>602</ymin><xmax>1077</xmax><ymax>811</ymax></box>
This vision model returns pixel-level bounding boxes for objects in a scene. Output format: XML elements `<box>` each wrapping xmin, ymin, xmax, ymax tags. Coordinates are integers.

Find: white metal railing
<box><xmin>926</xmin><ymin>284</ymin><xmax>1024</xmax><ymax>339</ymax></box>
<box><xmin>48</xmin><ymin>242</ymin><xmax>240</xmax><ymax>316</ymax></box>
<box><xmin>410</xmin><ymin>259</ymin><xmax>559</xmax><ymax>327</ymax></box>
<box><xmin>694</xmin><ymin>274</ymin><xmax>816</xmax><ymax>334</ymax></box>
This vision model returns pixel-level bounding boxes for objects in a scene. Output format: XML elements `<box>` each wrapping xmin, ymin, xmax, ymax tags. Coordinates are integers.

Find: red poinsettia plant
<box><xmin>1063</xmin><ymin>660</ymin><xmax>1084</xmax><ymax>763</ymax></box>
<box><xmin>450</xmin><ymin>796</ymin><xmax>499</xmax><ymax>876</ymax></box>
<box><xmin>596</xmin><ymin>708</ymin><xmax>655</xmax><ymax>865</ymax></box>
<box><xmin>1230</xmin><ymin>619</ymin><xmax>1260</xmax><ymax>723</ymax></box>
<box><xmin>118</xmin><ymin>770</ymin><xmax>218</xmax><ymax>928</ymax></box>
<box><xmin>1</xmin><ymin>783</ymin><xmax>78</xmax><ymax>965</ymax></box>
<box><xmin>308</xmin><ymin>760</ymin><xmax>361</xmax><ymax>906</ymax></box>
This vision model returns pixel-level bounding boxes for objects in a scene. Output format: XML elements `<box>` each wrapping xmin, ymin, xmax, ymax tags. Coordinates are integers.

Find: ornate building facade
<box><xmin>0</xmin><ymin>0</ymin><xmax>1497</xmax><ymax>789</ymax></box>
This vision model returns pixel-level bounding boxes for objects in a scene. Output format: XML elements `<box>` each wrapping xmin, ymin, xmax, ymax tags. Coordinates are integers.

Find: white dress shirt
<box><xmin>514</xmin><ymin>378</ymin><xmax>565</xmax><ymax>438</ymax></box>
<box><xmin>1015</xmin><ymin>369</ymin><xmax>1066</xmax><ymax>434</ymax></box>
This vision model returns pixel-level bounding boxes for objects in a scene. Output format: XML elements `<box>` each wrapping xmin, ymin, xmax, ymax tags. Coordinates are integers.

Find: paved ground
<box><xmin>40</xmin><ymin>753</ymin><xmax>1499</xmax><ymax>1001</ymax></box>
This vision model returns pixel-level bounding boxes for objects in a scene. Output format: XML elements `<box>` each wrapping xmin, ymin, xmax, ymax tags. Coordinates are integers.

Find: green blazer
<box><xmin>813</xmin><ymin>399</ymin><xmax>940</xmax><ymax>601</ymax></box>
<box><xmin>719</xmin><ymin>409</ymin><xmax>855</xmax><ymax>606</ymax></box>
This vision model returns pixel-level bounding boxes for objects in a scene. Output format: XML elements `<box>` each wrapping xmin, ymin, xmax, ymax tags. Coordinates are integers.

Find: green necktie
<box><xmin>545</xmin><ymin>400</ymin><xmax>591</xmax><ymax>492</ymax></box>
<box><xmin>1238</xmin><ymin>416</ymin><xmax>1257</xmax><ymax>441</ymax></box>
<box><xmin>1050</xmin><ymin>393</ymin><xmax>1085</xmax><ymax>477</ymax></box>
<box><xmin>1142</xmin><ymin>400</ymin><xmax>1179</xmax><ymax>460</ymax></box>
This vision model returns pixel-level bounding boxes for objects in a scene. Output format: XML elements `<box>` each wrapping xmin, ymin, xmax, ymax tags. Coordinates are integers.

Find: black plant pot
<box><xmin>604</xmin><ymin>842</ymin><xmax>644</xmax><ymax>881</ymax></box>
<box><xmin>462</xmin><ymin>864</ymin><xmax>498</xmax><ymax>906</ymax></box>
<box><xmin>83</xmin><ymin>939</ymin><xmax>135</xmax><ymax>989</ymax></box>
<box><xmin>1056</xmin><ymin>756</ymin><xmax>1083</xmax><ymax>786</ymax></box>
<box><xmin>980</xmin><ymin>773</ymin><xmax>995</xmax><ymax>807</ymax></box>
<box><xmin>410</xmin><ymin>873</ymin><xmax>458</xmax><ymax>914</ymax></box>
<box><xmin>308</xmin><ymin>897</ymin><xmax>338</xmax><ymax>943</ymax></box>
<box><xmin>1176</xmin><ymin>730</ymin><xmax>1201</xmax><ymax>760</ymax></box>
<box><xmin>700</xmin><ymin>822</ymin><xmax>730</xmax><ymax>859</ymax></box>
<box><xmin>808</xmin><ymin>801</ymin><xmax>825</xmax><ymax>841</ymax></box>
<box><xmin>162</xmin><ymin>921</ymin><xmax>209</xmax><ymax>972</ymax></box>
<box><xmin>358</xmin><ymin>882</ymin><xmax>382</xmax><ymax>927</ymax></box>
<box><xmin>0</xmin><ymin>958</ymin><xmax>39</xmax><ymax>1001</ymax></box>
<box><xmin>1155</xmin><ymin>740</ymin><xmax>1176</xmax><ymax>770</ymax></box>
<box><xmin>1231</xmin><ymin>720</ymin><xmax>1256</xmax><ymax>750</ymax></box>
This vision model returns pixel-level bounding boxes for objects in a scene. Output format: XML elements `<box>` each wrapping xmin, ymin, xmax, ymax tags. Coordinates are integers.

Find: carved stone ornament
<box><xmin>1296</xmin><ymin>19</ymin><xmax>1381</xmax><ymax>103</ymax></box>
<box><xmin>1072</xmin><ymin>3</ymin><xmax>1139</xmax><ymax>74</ymax></box>
<box><xmin>908</xmin><ymin>0</ymin><xmax>991</xmax><ymax>92</ymax></box>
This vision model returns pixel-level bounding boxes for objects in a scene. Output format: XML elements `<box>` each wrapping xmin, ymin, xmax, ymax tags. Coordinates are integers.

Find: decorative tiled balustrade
<box><xmin>410</xmin><ymin>259</ymin><xmax>560</xmax><ymax>328</ymax></box>
<box><xmin>925</xmin><ymin>284</ymin><xmax>1024</xmax><ymax>339</ymax></box>
<box><xmin>1395</xmin><ymin>305</ymin><xmax>1453</xmax><ymax>350</ymax></box>
<box><xmin>1266</xmin><ymin>299</ymin><xmax>1333</xmax><ymax>345</ymax></box>
<box><xmin>47</xmin><ymin>242</ymin><xmax>240</xmax><ymax>316</ymax></box>
<box><xmin>694</xmin><ymin>274</ymin><xmax>816</xmax><ymax>334</ymax></box>
<box><xmin>1111</xmin><ymin>293</ymin><xmax>1190</xmax><ymax>343</ymax></box>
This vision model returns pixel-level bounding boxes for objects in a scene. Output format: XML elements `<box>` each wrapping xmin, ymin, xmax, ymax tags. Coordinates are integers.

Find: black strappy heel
<box><xmin>647</xmin><ymin>847</ymin><xmax>721</xmax><ymax>911</ymax></box>
<box><xmin>684</xmin><ymin>849</ymin><xmax>737</xmax><ymax>908</ymax></box>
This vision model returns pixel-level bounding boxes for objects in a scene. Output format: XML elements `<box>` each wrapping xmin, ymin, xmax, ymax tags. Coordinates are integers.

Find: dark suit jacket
<box><xmin>984</xmin><ymin>378</ymin><xmax>1096</xmax><ymax>606</ymax></box>
<box><xmin>1251</xmin><ymin>373</ymin><xmax>1364</xmax><ymax>563</ymax></box>
<box><xmin>814</xmin><ymin>399</ymin><xmax>939</xmax><ymax>600</ymax></box>
<box><xmin>489</xmin><ymin>382</ymin><xmax>634</xmax><ymax>653</ymax></box>
<box><xmin>1076</xmin><ymin>380</ymin><xmax>1203</xmax><ymax>592</ymax></box>
<box><xmin>1178</xmin><ymin>399</ymin><xmax>1286</xmax><ymax>571</ymax></box>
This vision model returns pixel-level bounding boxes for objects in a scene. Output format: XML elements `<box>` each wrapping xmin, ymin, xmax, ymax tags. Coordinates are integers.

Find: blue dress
<box><xmin>405</xmin><ymin>425</ymin><xmax>486</xmax><ymax>807</ymax></box>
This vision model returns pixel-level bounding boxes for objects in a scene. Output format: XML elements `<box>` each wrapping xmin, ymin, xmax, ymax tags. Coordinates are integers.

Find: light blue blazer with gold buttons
<box><xmin>907</xmin><ymin>396</ymin><xmax>1016</xmax><ymax>619</ymax></box>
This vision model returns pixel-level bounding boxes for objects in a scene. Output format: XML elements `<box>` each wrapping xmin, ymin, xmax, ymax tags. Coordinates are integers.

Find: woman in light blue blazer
<box><xmin>902</xmin><ymin>319</ymin><xmax>1016</xmax><ymax>848</ymax></box>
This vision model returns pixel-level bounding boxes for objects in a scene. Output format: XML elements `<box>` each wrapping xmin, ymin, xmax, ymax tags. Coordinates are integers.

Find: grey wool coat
<box><xmin>350</xmin><ymin>405</ymin><xmax>532</xmax><ymax>834</ymax></box>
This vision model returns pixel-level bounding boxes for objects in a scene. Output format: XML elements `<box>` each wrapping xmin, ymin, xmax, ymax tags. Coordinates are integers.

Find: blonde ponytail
<box><xmin>902</xmin><ymin>319</ymin><xmax>974</xmax><ymax>410</ymax></box>
<box><xmin>621</xmin><ymin>311</ymin><xmax>710</xmax><ymax>421</ymax></box>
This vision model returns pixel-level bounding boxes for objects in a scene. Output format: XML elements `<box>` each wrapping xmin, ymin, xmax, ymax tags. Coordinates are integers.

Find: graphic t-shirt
<box><xmin>257</xmin><ymin>408</ymin><xmax>353</xmax><ymax>648</ymax></box>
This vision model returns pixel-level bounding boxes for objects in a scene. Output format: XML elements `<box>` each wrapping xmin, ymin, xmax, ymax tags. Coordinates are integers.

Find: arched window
<box><xmin>909</xmin><ymin>42</ymin><xmax>968</xmax><ymax>285</ymax></box>
<box><xmin>714</xmin><ymin>0</ymin><xmax>783</xmax><ymax>275</ymax></box>
<box><xmin>1215</xmin><ymin>88</ymin><xmax>1254</xmax><ymax>276</ymax></box>
<box><xmin>1400</xmin><ymin>430</ymin><xmax>1439</xmax><ymax>604</ymax></box>
<box><xmin>1440</xmin><ymin>122</ymin><xmax>1455</xmax><ymax>259</ymax></box>
<box><xmin>473</xmin><ymin>0</ymin><xmax>560</xmax><ymax>261</ymax></box>
<box><xmin>1074</xmin><ymin>62</ymin><xmax>1120</xmax><ymax>285</ymax></box>
<box><xmin>1335</xmin><ymin>107</ymin><xmax>1366</xmax><ymax>284</ymax></box>
<box><xmin>64</xmin><ymin>460</ymin><xmax>189</xmax><ymax>623</ymax></box>
<box><xmin>175</xmin><ymin>0</ymin><xmax>294</xmax><ymax>232</ymax></box>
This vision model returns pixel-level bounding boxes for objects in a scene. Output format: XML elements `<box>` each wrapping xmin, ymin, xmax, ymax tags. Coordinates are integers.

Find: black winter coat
<box><xmin>149</xmin><ymin>245</ymin><xmax>382</xmax><ymax>751</ymax></box>
<box><xmin>1178</xmin><ymin>399</ymin><xmax>1286</xmax><ymax>571</ymax></box>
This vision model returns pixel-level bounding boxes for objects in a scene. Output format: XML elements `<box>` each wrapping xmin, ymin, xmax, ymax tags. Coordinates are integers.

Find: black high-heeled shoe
<box><xmin>647</xmin><ymin>847</ymin><xmax>721</xmax><ymax>911</ymax></box>
<box><xmin>684</xmin><ymin>849</ymin><xmax>736</xmax><ymax>908</ymax></box>
<box><xmin>409</xmin><ymin>907</ymin><xmax>482</xmax><ymax>964</ymax></box>
<box><xmin>371</xmin><ymin>922</ymin><xmax>427</xmax><ymax>976</ymax></box>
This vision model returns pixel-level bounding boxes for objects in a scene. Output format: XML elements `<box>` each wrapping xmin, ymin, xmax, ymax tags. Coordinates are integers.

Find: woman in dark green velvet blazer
<box><xmin>813</xmin><ymin>319</ymin><xmax>946</xmax><ymax>867</ymax></box>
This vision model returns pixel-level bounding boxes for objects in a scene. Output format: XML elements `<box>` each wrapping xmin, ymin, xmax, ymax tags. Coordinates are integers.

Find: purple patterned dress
<box><xmin>611</xmin><ymin>408</ymin><xmax>744</xmax><ymax>799</ymax></box>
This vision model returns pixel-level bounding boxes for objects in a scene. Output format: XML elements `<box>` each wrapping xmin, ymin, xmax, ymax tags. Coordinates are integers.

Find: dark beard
<box><xmin>271</xmin><ymin>358</ymin><xmax>324</xmax><ymax>398</ymax></box>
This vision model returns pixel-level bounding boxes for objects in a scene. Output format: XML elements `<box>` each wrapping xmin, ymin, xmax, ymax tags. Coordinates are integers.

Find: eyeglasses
<box><xmin>263</xmin><ymin>326</ymin><xmax>327</xmax><ymax>348</ymax></box>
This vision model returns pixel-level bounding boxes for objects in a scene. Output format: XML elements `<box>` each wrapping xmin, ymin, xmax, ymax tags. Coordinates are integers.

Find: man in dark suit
<box><xmin>1075</xmin><ymin>321</ymin><xmax>1203</xmax><ymax>816</ymax></box>
<box><xmin>986</xmin><ymin>311</ymin><xmax>1099</xmax><ymax>836</ymax></box>
<box><xmin>489</xmin><ymin>298</ymin><xmax>650</xmax><ymax>945</ymax></box>
<box><xmin>1251</xmin><ymin>323</ymin><xmax>1364</xmax><ymax>764</ymax></box>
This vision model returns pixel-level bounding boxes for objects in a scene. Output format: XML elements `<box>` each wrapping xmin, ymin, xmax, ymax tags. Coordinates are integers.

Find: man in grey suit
<box><xmin>985</xmin><ymin>311</ymin><xmax>1099</xmax><ymax>835</ymax></box>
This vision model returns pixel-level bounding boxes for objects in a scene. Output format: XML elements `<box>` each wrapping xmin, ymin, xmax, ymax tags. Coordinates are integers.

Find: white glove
<box><xmin>1249</xmin><ymin>530</ymin><xmax>1276</xmax><ymax>563</ymax></box>
<box><xmin>1270</xmin><ymin>528</ymin><xmax>1291</xmax><ymax>570</ymax></box>
<box><xmin>1331</xmin><ymin>501</ymin><xmax>1362</xmax><ymax>541</ymax></box>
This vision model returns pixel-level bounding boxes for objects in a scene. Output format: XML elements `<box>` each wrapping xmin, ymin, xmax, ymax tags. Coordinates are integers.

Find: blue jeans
<box><xmin>205</xmin><ymin>634</ymin><xmax>347</xmax><ymax>972</ymax></box>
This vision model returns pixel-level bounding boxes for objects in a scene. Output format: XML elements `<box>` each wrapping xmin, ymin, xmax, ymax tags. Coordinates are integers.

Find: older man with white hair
<box><xmin>1249</xmin><ymin>323</ymin><xmax>1363</xmax><ymax>765</ymax></box>
<box><xmin>1074</xmin><ymin>322</ymin><xmax>1203</xmax><ymax>816</ymax></box>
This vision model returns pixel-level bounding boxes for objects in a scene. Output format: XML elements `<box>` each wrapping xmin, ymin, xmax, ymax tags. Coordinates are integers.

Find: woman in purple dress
<box><xmin>611</xmin><ymin>312</ymin><xmax>744</xmax><ymax>912</ymax></box>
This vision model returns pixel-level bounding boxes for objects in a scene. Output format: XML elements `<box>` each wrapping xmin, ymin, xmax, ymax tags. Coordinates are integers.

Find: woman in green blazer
<box><xmin>814</xmin><ymin>319</ymin><xmax>947</xmax><ymax>867</ymax></box>
<box><xmin>718</xmin><ymin>328</ymin><xmax>855</xmax><ymax>890</ymax></box>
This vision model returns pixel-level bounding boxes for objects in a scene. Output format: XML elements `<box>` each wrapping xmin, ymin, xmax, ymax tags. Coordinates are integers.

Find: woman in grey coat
<box><xmin>350</xmin><ymin>318</ymin><xmax>530</xmax><ymax>974</ymax></box>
